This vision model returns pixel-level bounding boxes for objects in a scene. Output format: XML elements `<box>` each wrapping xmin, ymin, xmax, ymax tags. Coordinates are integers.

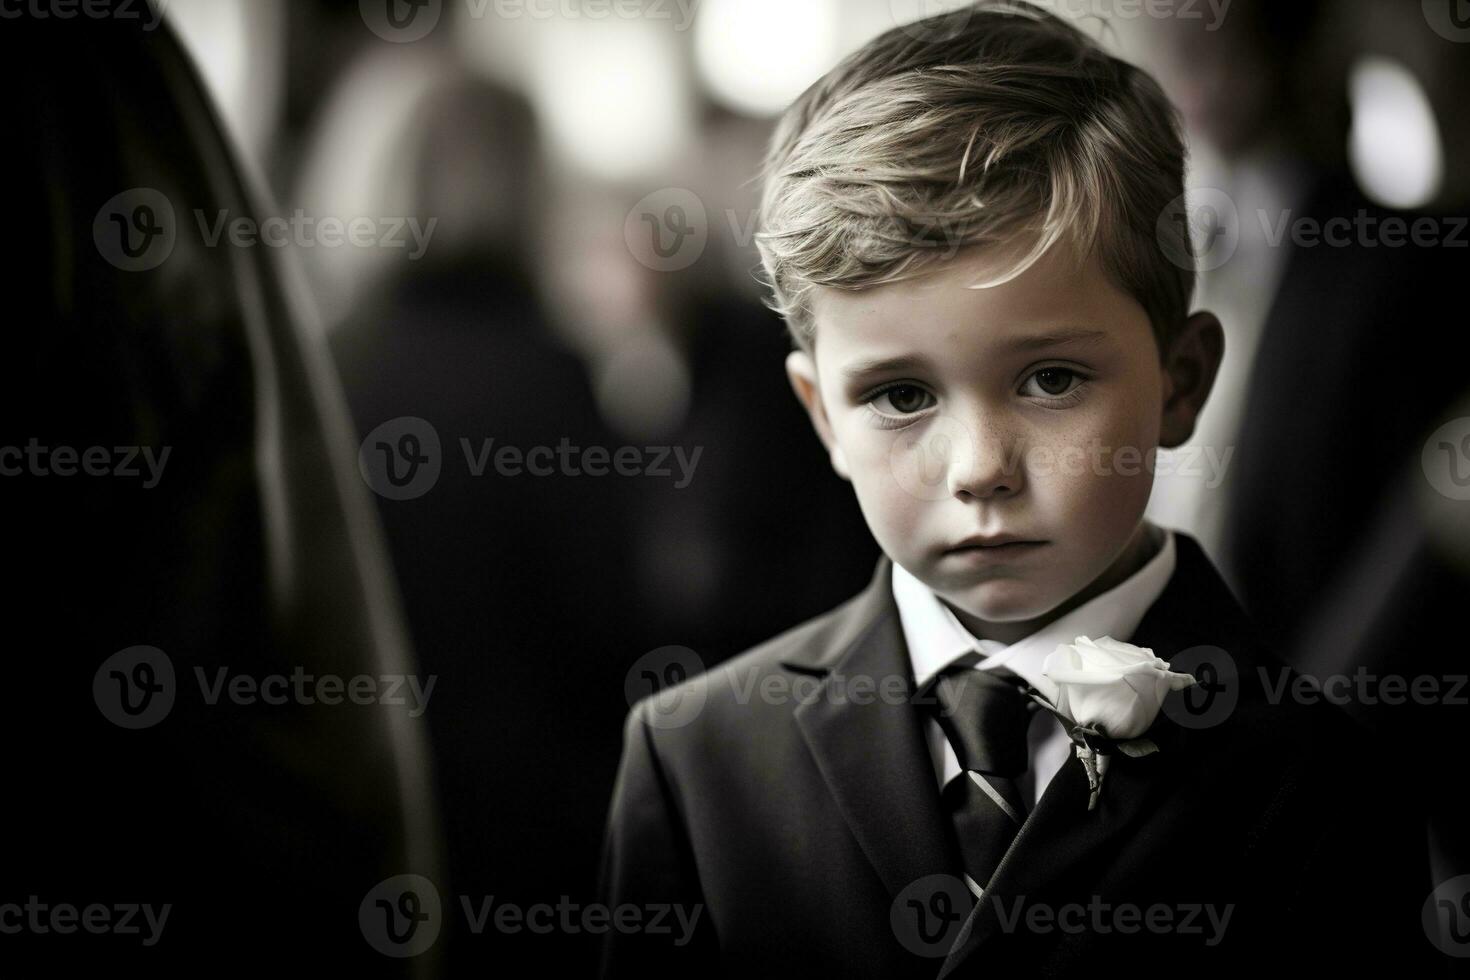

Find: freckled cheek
<box><xmin>1094</xmin><ymin>428</ymin><xmax>1156</xmax><ymax>531</ymax></box>
<box><xmin>1023</xmin><ymin>409</ymin><xmax>1154</xmax><ymax>525</ymax></box>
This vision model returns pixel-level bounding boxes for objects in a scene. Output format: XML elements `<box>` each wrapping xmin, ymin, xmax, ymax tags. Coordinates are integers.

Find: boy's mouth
<box><xmin>946</xmin><ymin>533</ymin><xmax>1047</xmax><ymax>551</ymax></box>
<box><xmin>942</xmin><ymin>535</ymin><xmax>1049</xmax><ymax>563</ymax></box>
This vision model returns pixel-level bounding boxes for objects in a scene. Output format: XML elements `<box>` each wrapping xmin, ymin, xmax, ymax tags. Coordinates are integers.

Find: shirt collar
<box><xmin>892</xmin><ymin>523</ymin><xmax>1177</xmax><ymax>705</ymax></box>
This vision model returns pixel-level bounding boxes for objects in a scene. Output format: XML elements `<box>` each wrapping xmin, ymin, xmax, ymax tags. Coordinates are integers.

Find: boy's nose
<box><xmin>946</xmin><ymin>418</ymin><xmax>1022</xmax><ymax>501</ymax></box>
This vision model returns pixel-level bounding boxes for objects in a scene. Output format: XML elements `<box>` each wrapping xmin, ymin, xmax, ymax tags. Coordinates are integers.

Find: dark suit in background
<box><xmin>1223</xmin><ymin>169</ymin><xmax>1470</xmax><ymax>898</ymax></box>
<box><xmin>331</xmin><ymin>250</ymin><xmax>635</xmax><ymax>971</ymax></box>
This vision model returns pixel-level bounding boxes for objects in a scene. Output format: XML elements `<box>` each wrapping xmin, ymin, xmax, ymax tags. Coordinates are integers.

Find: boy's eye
<box><xmin>868</xmin><ymin>384</ymin><xmax>936</xmax><ymax>416</ymax></box>
<box><xmin>1022</xmin><ymin>368</ymin><xmax>1082</xmax><ymax>398</ymax></box>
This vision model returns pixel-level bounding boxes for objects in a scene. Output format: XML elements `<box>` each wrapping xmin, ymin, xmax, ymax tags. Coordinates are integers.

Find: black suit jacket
<box><xmin>598</xmin><ymin>531</ymin><xmax>1443</xmax><ymax>977</ymax></box>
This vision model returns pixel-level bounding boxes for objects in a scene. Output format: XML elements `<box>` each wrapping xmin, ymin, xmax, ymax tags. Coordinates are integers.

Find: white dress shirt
<box><xmin>892</xmin><ymin>521</ymin><xmax>1178</xmax><ymax>808</ymax></box>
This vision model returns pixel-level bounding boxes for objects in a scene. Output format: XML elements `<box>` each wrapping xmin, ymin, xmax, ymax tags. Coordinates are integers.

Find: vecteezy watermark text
<box><xmin>1</xmin><ymin>440</ymin><xmax>170</xmax><ymax>488</ymax></box>
<box><xmin>358</xmin><ymin>417</ymin><xmax>704</xmax><ymax>500</ymax></box>
<box><xmin>194</xmin><ymin>666</ymin><xmax>436</xmax><ymax>717</ymax></box>
<box><xmin>0</xmin><ymin>0</ymin><xmax>167</xmax><ymax>30</ymax></box>
<box><xmin>459</xmin><ymin>895</ymin><xmax>702</xmax><ymax>941</ymax></box>
<box><xmin>93</xmin><ymin>646</ymin><xmax>437</xmax><ymax>729</ymax></box>
<box><xmin>360</xmin><ymin>0</ymin><xmax>699</xmax><ymax>43</ymax></box>
<box><xmin>0</xmin><ymin>897</ymin><xmax>171</xmax><ymax>946</ymax></box>
<box><xmin>93</xmin><ymin>188</ymin><xmax>438</xmax><ymax>272</ymax></box>
<box><xmin>460</xmin><ymin>437</ymin><xmax>701</xmax><ymax>487</ymax></box>
<box><xmin>195</xmin><ymin>209</ymin><xmax>437</xmax><ymax>259</ymax></box>
<box><xmin>992</xmin><ymin>895</ymin><xmax>1234</xmax><ymax>945</ymax></box>
<box><xmin>1260</xmin><ymin>666</ymin><xmax>1468</xmax><ymax>707</ymax></box>
<box><xmin>1258</xmin><ymin>209</ymin><xmax>1468</xmax><ymax>249</ymax></box>
<box><xmin>359</xmin><ymin>874</ymin><xmax>704</xmax><ymax>956</ymax></box>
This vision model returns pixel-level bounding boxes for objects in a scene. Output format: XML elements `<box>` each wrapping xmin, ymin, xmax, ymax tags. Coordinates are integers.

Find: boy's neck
<box><xmin>946</xmin><ymin>521</ymin><xmax>1163</xmax><ymax>647</ymax></box>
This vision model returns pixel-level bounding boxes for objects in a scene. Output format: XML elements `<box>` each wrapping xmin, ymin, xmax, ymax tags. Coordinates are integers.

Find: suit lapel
<box><xmin>934</xmin><ymin>706</ymin><xmax>1190</xmax><ymax>976</ymax></box>
<box><xmin>786</xmin><ymin>556</ymin><xmax>962</xmax><ymax>905</ymax></box>
<box><xmin>936</xmin><ymin>532</ymin><xmax>1252</xmax><ymax>977</ymax></box>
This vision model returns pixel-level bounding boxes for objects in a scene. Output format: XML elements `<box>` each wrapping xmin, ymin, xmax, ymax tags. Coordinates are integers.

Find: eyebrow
<box><xmin>840</xmin><ymin>328</ymin><xmax>1110</xmax><ymax>383</ymax></box>
<box><xmin>841</xmin><ymin>354</ymin><xmax>930</xmax><ymax>383</ymax></box>
<box><xmin>1001</xmin><ymin>327</ymin><xmax>1110</xmax><ymax>352</ymax></box>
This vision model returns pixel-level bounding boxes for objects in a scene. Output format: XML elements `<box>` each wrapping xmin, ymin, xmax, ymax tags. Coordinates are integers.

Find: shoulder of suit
<box><xmin>626</xmin><ymin>583</ymin><xmax>878</xmax><ymax>734</ymax></box>
<box><xmin>1179</xmin><ymin>626</ymin><xmax>1390</xmax><ymax>789</ymax></box>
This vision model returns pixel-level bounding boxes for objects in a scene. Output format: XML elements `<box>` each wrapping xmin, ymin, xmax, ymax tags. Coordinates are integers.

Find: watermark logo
<box><xmin>1422</xmin><ymin>417</ymin><xmax>1470</xmax><ymax>500</ymax></box>
<box><xmin>93</xmin><ymin>645</ymin><xmax>176</xmax><ymax>729</ymax></box>
<box><xmin>1424</xmin><ymin>874</ymin><xmax>1470</xmax><ymax>956</ymax></box>
<box><xmin>1158</xmin><ymin>188</ymin><xmax>1239</xmax><ymax>272</ymax></box>
<box><xmin>625</xmin><ymin>188</ymin><xmax>709</xmax><ymax>272</ymax></box>
<box><xmin>359</xmin><ymin>417</ymin><xmax>443</xmax><ymax>501</ymax></box>
<box><xmin>624</xmin><ymin>645</ymin><xmax>706</xmax><ymax>730</ymax></box>
<box><xmin>1423</xmin><ymin>0</ymin><xmax>1470</xmax><ymax>42</ymax></box>
<box><xmin>360</xmin><ymin>874</ymin><xmax>443</xmax><ymax>957</ymax></box>
<box><xmin>361</xmin><ymin>0</ymin><xmax>442</xmax><ymax>41</ymax></box>
<box><xmin>890</xmin><ymin>873</ymin><xmax>972</xmax><ymax>957</ymax></box>
<box><xmin>889</xmin><ymin>415</ymin><xmax>975</xmax><ymax>502</ymax></box>
<box><xmin>1160</xmin><ymin>645</ymin><xmax>1239</xmax><ymax>730</ymax></box>
<box><xmin>94</xmin><ymin>188</ymin><xmax>176</xmax><ymax>272</ymax></box>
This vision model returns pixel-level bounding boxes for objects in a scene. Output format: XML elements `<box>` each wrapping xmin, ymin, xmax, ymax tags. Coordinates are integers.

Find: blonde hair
<box><xmin>755</xmin><ymin>0</ymin><xmax>1194</xmax><ymax>355</ymax></box>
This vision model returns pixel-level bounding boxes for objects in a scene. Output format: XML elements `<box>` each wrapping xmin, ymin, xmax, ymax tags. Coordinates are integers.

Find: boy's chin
<box><xmin>935</xmin><ymin>579</ymin><xmax>1060</xmax><ymax>626</ymax></box>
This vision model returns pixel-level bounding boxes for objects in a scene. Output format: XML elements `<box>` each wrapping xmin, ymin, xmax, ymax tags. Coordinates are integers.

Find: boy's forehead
<box><xmin>808</xmin><ymin>245</ymin><xmax>1139</xmax><ymax>365</ymax></box>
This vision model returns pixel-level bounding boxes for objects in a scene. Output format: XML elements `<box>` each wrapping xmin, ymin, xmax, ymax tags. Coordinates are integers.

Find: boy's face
<box><xmin>789</xmin><ymin>243</ymin><xmax>1207</xmax><ymax>640</ymax></box>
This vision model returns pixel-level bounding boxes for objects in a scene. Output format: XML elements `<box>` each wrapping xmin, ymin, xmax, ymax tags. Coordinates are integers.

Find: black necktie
<box><xmin>919</xmin><ymin>655</ymin><xmax>1042</xmax><ymax>900</ymax></box>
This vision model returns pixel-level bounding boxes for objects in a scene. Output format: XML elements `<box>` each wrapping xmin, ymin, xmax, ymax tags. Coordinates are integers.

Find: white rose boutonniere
<box><xmin>1031</xmin><ymin>636</ymin><xmax>1197</xmax><ymax>811</ymax></box>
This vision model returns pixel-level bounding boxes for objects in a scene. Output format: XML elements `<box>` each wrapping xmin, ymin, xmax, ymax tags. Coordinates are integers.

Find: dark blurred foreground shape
<box><xmin>2</xmin><ymin>5</ymin><xmax>441</xmax><ymax>972</ymax></box>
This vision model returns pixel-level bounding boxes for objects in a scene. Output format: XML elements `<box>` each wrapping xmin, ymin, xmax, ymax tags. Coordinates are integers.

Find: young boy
<box><xmin>598</xmin><ymin>3</ymin><xmax>1437</xmax><ymax>976</ymax></box>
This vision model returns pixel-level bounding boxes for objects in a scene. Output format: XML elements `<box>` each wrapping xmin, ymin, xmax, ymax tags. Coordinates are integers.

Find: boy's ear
<box><xmin>785</xmin><ymin>350</ymin><xmax>851</xmax><ymax>480</ymax></box>
<box><xmin>1159</xmin><ymin>310</ymin><xmax>1225</xmax><ymax>449</ymax></box>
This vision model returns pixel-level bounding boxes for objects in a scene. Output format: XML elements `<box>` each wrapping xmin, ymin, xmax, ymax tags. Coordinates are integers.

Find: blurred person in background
<box><xmin>1145</xmin><ymin>0</ymin><xmax>1470</xmax><ymax>903</ymax></box>
<box><xmin>540</xmin><ymin>109</ymin><xmax>878</xmax><ymax>661</ymax></box>
<box><xmin>308</xmin><ymin>44</ymin><xmax>638</xmax><ymax>971</ymax></box>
